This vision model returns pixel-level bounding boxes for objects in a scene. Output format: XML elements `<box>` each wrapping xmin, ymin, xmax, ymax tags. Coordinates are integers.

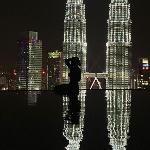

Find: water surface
<box><xmin>0</xmin><ymin>90</ymin><xmax>149</xmax><ymax>150</ymax></box>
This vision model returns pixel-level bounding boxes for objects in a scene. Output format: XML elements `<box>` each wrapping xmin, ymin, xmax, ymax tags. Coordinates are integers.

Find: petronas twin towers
<box><xmin>63</xmin><ymin>0</ymin><xmax>132</xmax><ymax>89</ymax></box>
<box><xmin>62</xmin><ymin>1</ymin><xmax>132</xmax><ymax>150</ymax></box>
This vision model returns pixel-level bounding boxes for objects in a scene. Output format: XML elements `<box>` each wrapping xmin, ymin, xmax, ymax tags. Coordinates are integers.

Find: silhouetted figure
<box><xmin>66</xmin><ymin>57</ymin><xmax>81</xmax><ymax>95</ymax></box>
<box><xmin>65</xmin><ymin>57</ymin><xmax>81</xmax><ymax>83</ymax></box>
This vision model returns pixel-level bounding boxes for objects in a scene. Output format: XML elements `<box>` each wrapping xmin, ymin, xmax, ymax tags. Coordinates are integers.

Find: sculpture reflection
<box><xmin>106</xmin><ymin>90</ymin><xmax>131</xmax><ymax>150</ymax></box>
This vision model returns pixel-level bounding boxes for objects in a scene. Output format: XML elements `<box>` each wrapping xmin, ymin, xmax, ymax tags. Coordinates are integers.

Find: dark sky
<box><xmin>0</xmin><ymin>0</ymin><xmax>150</xmax><ymax>71</ymax></box>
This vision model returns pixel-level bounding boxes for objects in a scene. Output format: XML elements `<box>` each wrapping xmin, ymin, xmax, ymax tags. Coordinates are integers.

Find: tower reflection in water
<box><xmin>63</xmin><ymin>89</ymin><xmax>86</xmax><ymax>150</ymax></box>
<box><xmin>106</xmin><ymin>90</ymin><xmax>131</xmax><ymax>150</ymax></box>
<box><xmin>27</xmin><ymin>91</ymin><xmax>40</xmax><ymax>105</ymax></box>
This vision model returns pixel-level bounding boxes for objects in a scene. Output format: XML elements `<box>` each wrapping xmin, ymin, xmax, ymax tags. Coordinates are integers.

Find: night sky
<box><xmin>0</xmin><ymin>0</ymin><xmax>150</xmax><ymax>71</ymax></box>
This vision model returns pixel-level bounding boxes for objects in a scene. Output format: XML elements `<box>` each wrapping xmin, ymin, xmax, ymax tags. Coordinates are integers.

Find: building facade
<box><xmin>63</xmin><ymin>0</ymin><xmax>87</xmax><ymax>89</ymax></box>
<box><xmin>0</xmin><ymin>67</ymin><xmax>17</xmax><ymax>90</ymax></box>
<box><xmin>48</xmin><ymin>51</ymin><xmax>62</xmax><ymax>90</ymax></box>
<box><xmin>106</xmin><ymin>0</ymin><xmax>132</xmax><ymax>89</ymax></box>
<box><xmin>0</xmin><ymin>72</ymin><xmax>8</xmax><ymax>90</ymax></box>
<box><xmin>17</xmin><ymin>31</ymin><xmax>42</xmax><ymax>90</ymax></box>
<box><xmin>137</xmin><ymin>58</ymin><xmax>150</xmax><ymax>89</ymax></box>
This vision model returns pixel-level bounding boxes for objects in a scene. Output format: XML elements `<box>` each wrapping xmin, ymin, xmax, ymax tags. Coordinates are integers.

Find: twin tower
<box><xmin>63</xmin><ymin>0</ymin><xmax>132</xmax><ymax>89</ymax></box>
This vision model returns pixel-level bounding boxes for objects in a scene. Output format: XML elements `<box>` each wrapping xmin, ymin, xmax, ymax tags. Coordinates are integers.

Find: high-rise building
<box><xmin>17</xmin><ymin>31</ymin><xmax>42</xmax><ymax>90</ymax></box>
<box><xmin>106</xmin><ymin>0</ymin><xmax>132</xmax><ymax>89</ymax></box>
<box><xmin>63</xmin><ymin>0</ymin><xmax>87</xmax><ymax>89</ymax></box>
<box><xmin>47</xmin><ymin>51</ymin><xmax>63</xmax><ymax>90</ymax></box>
<box><xmin>0</xmin><ymin>67</ymin><xmax>17</xmax><ymax>90</ymax></box>
<box><xmin>105</xmin><ymin>1</ymin><xmax>132</xmax><ymax>149</ymax></box>
<box><xmin>0</xmin><ymin>67</ymin><xmax>8</xmax><ymax>90</ymax></box>
<box><xmin>137</xmin><ymin>58</ymin><xmax>150</xmax><ymax>89</ymax></box>
<box><xmin>41</xmin><ymin>67</ymin><xmax>48</xmax><ymax>90</ymax></box>
<box><xmin>0</xmin><ymin>71</ymin><xmax>8</xmax><ymax>90</ymax></box>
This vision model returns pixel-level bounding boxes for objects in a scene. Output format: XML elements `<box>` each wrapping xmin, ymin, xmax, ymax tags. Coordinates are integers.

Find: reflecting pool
<box><xmin>0</xmin><ymin>90</ymin><xmax>149</xmax><ymax>149</ymax></box>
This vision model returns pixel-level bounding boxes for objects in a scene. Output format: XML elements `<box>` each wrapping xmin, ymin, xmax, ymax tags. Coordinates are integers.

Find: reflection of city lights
<box><xmin>106</xmin><ymin>90</ymin><xmax>131</xmax><ymax>150</ymax></box>
<box><xmin>28</xmin><ymin>91</ymin><xmax>40</xmax><ymax>105</ymax></box>
<box><xmin>63</xmin><ymin>90</ymin><xmax>86</xmax><ymax>150</ymax></box>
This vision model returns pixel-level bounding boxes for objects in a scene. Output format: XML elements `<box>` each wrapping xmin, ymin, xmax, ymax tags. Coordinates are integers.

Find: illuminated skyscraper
<box><xmin>48</xmin><ymin>51</ymin><xmax>63</xmax><ymax>90</ymax></box>
<box><xmin>63</xmin><ymin>0</ymin><xmax>87</xmax><ymax>89</ymax></box>
<box><xmin>0</xmin><ymin>71</ymin><xmax>8</xmax><ymax>90</ymax></box>
<box><xmin>106</xmin><ymin>0</ymin><xmax>132</xmax><ymax>89</ymax></box>
<box><xmin>17</xmin><ymin>31</ymin><xmax>42</xmax><ymax>90</ymax></box>
<box><xmin>106</xmin><ymin>1</ymin><xmax>132</xmax><ymax>148</ymax></box>
<box><xmin>106</xmin><ymin>90</ymin><xmax>131</xmax><ymax>150</ymax></box>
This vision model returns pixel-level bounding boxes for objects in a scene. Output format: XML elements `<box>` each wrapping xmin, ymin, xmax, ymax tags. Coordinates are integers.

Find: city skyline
<box><xmin>0</xmin><ymin>1</ymin><xmax>150</xmax><ymax>148</ymax></box>
<box><xmin>0</xmin><ymin>0</ymin><xmax>150</xmax><ymax>72</ymax></box>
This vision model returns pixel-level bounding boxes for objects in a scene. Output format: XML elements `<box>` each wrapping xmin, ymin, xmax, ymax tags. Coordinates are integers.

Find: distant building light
<box><xmin>143</xmin><ymin>64</ymin><xmax>149</xmax><ymax>67</ymax></box>
<box><xmin>2</xmin><ymin>87</ymin><xmax>8</xmax><ymax>90</ymax></box>
<box><xmin>48</xmin><ymin>51</ymin><xmax>62</xmax><ymax>59</ymax></box>
<box><xmin>35</xmin><ymin>87</ymin><xmax>39</xmax><ymax>90</ymax></box>
<box><xmin>143</xmin><ymin>67</ymin><xmax>149</xmax><ymax>70</ymax></box>
<box><xmin>42</xmin><ymin>71</ymin><xmax>45</xmax><ymax>74</ymax></box>
<box><xmin>142</xmin><ymin>58</ymin><xmax>149</xmax><ymax>64</ymax></box>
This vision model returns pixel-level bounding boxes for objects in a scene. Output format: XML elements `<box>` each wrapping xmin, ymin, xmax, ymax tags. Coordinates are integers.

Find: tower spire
<box><xmin>111</xmin><ymin>0</ymin><xmax>128</xmax><ymax>3</ymax></box>
<box><xmin>67</xmin><ymin>0</ymin><xmax>83</xmax><ymax>4</ymax></box>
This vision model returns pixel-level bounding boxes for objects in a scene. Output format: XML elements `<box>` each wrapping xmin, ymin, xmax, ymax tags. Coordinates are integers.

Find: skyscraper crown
<box><xmin>111</xmin><ymin>0</ymin><xmax>128</xmax><ymax>3</ymax></box>
<box><xmin>67</xmin><ymin>0</ymin><xmax>83</xmax><ymax>4</ymax></box>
